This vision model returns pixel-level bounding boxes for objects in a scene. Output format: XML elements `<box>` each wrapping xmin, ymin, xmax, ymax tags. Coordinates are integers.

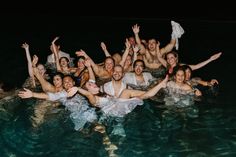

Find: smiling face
<box><xmin>147</xmin><ymin>39</ymin><xmax>158</xmax><ymax>51</ymax></box>
<box><xmin>63</xmin><ymin>76</ymin><xmax>75</xmax><ymax>91</ymax></box>
<box><xmin>53</xmin><ymin>75</ymin><xmax>63</xmax><ymax>88</ymax></box>
<box><xmin>174</xmin><ymin>70</ymin><xmax>185</xmax><ymax>84</ymax></box>
<box><xmin>104</xmin><ymin>57</ymin><xmax>115</xmax><ymax>72</ymax></box>
<box><xmin>112</xmin><ymin>65</ymin><xmax>124</xmax><ymax>81</ymax></box>
<box><xmin>37</xmin><ymin>64</ymin><xmax>46</xmax><ymax>76</ymax></box>
<box><xmin>59</xmin><ymin>57</ymin><xmax>69</xmax><ymax>67</ymax></box>
<box><xmin>134</xmin><ymin>61</ymin><xmax>144</xmax><ymax>76</ymax></box>
<box><xmin>77</xmin><ymin>58</ymin><xmax>85</xmax><ymax>69</ymax></box>
<box><xmin>166</xmin><ymin>52</ymin><xmax>178</xmax><ymax>67</ymax></box>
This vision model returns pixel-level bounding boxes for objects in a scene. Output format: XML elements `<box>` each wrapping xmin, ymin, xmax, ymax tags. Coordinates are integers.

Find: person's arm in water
<box><xmin>18</xmin><ymin>88</ymin><xmax>49</xmax><ymax>99</ymax></box>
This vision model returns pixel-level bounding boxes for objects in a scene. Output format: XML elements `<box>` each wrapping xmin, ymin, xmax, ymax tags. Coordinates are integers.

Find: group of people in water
<box><xmin>1</xmin><ymin>21</ymin><xmax>222</xmax><ymax>156</ymax></box>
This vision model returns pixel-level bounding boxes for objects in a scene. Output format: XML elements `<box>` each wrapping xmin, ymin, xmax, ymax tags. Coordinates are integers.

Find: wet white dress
<box><xmin>95</xmin><ymin>97</ymin><xmax>143</xmax><ymax>118</ymax></box>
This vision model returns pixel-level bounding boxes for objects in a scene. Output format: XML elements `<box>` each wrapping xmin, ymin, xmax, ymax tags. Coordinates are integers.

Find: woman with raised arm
<box><xmin>21</xmin><ymin>42</ymin><xmax>36</xmax><ymax>88</ymax></box>
<box><xmin>75</xmin><ymin>49</ymin><xmax>115</xmax><ymax>85</ymax></box>
<box><xmin>21</xmin><ymin>43</ymin><xmax>49</xmax><ymax>90</ymax></box>
<box><xmin>32</xmin><ymin>55</ymin><xmax>64</xmax><ymax>93</ymax></box>
<box><xmin>157</xmin><ymin>50</ymin><xmax>222</xmax><ymax>77</ymax></box>
<box><xmin>52</xmin><ymin>37</ymin><xmax>75</xmax><ymax>75</ymax></box>
<box><xmin>73</xmin><ymin>56</ymin><xmax>90</xmax><ymax>87</ymax></box>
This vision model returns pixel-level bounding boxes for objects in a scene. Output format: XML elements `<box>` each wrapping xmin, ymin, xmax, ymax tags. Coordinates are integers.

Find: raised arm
<box><xmin>188</xmin><ymin>52</ymin><xmax>222</xmax><ymax>70</ymax></box>
<box><xmin>160</xmin><ymin>38</ymin><xmax>176</xmax><ymax>56</ymax></box>
<box><xmin>84</xmin><ymin>58</ymin><xmax>95</xmax><ymax>81</ymax></box>
<box><xmin>132</xmin><ymin>24</ymin><xmax>146</xmax><ymax>55</ymax></box>
<box><xmin>21</xmin><ymin>42</ymin><xmax>36</xmax><ymax>87</ymax></box>
<box><xmin>157</xmin><ymin>51</ymin><xmax>168</xmax><ymax>67</ymax></box>
<box><xmin>119</xmin><ymin>39</ymin><xmax>131</xmax><ymax>66</ymax></box>
<box><xmin>32</xmin><ymin>55</ymin><xmax>55</xmax><ymax>92</ymax></box>
<box><xmin>76</xmin><ymin>50</ymin><xmax>99</xmax><ymax>73</ymax></box>
<box><xmin>76</xmin><ymin>50</ymin><xmax>108</xmax><ymax>78</ymax></box>
<box><xmin>100</xmin><ymin>42</ymin><xmax>111</xmax><ymax>57</ymax></box>
<box><xmin>51</xmin><ymin>37</ymin><xmax>62</xmax><ymax>72</ymax></box>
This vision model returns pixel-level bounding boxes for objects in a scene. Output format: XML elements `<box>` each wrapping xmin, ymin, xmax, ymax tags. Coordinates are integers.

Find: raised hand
<box><xmin>21</xmin><ymin>42</ymin><xmax>29</xmax><ymax>50</ymax></box>
<box><xmin>210</xmin><ymin>52</ymin><xmax>222</xmax><ymax>61</ymax></box>
<box><xmin>100</xmin><ymin>42</ymin><xmax>107</xmax><ymax>51</ymax></box>
<box><xmin>132</xmin><ymin>24</ymin><xmax>140</xmax><ymax>34</ymax></box>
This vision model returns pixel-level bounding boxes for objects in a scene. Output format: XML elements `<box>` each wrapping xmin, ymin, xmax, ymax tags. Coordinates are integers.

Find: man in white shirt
<box><xmin>100</xmin><ymin>65</ymin><xmax>127</xmax><ymax>98</ymax></box>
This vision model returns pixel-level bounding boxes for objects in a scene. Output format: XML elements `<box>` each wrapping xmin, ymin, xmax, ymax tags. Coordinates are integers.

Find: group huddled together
<box><xmin>16</xmin><ymin>21</ymin><xmax>221</xmax><ymax>131</ymax></box>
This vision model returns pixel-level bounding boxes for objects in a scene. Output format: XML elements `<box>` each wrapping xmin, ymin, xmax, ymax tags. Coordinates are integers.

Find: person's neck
<box><xmin>112</xmin><ymin>79</ymin><xmax>122</xmax><ymax>85</ymax></box>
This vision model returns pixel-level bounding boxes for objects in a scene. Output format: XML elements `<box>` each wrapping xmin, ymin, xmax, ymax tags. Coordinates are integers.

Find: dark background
<box><xmin>0</xmin><ymin>5</ymin><xmax>235</xmax><ymax>102</ymax></box>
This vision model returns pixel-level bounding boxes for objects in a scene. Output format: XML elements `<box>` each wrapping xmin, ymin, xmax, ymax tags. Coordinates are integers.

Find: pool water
<box><xmin>0</xmin><ymin>92</ymin><xmax>236</xmax><ymax>157</ymax></box>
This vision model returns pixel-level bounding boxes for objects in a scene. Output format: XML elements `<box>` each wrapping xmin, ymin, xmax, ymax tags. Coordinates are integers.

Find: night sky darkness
<box><xmin>0</xmin><ymin>6</ymin><xmax>235</xmax><ymax>102</ymax></box>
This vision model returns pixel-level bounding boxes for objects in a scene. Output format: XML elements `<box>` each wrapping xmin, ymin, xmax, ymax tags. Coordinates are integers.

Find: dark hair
<box><xmin>181</xmin><ymin>64</ymin><xmax>192</xmax><ymax>73</ymax></box>
<box><xmin>172</xmin><ymin>65</ymin><xmax>185</xmax><ymax>76</ymax></box>
<box><xmin>133</xmin><ymin>59</ymin><xmax>145</xmax><ymax>69</ymax></box>
<box><xmin>59</xmin><ymin>57</ymin><xmax>70</xmax><ymax>63</ymax></box>
<box><xmin>63</xmin><ymin>74</ymin><xmax>75</xmax><ymax>81</ymax></box>
<box><xmin>53</xmin><ymin>72</ymin><xmax>65</xmax><ymax>79</ymax></box>
<box><xmin>104</xmin><ymin>56</ymin><xmax>115</xmax><ymax>65</ymax></box>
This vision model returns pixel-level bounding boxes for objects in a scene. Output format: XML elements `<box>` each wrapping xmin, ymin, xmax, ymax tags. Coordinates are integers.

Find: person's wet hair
<box><xmin>172</xmin><ymin>65</ymin><xmax>185</xmax><ymax>76</ymax></box>
<box><xmin>63</xmin><ymin>74</ymin><xmax>75</xmax><ymax>82</ymax></box>
<box><xmin>165</xmin><ymin>51</ymin><xmax>179</xmax><ymax>62</ymax></box>
<box><xmin>182</xmin><ymin>64</ymin><xmax>193</xmax><ymax>73</ymax></box>
<box><xmin>133</xmin><ymin>59</ymin><xmax>145</xmax><ymax>69</ymax></box>
<box><xmin>59</xmin><ymin>56</ymin><xmax>70</xmax><ymax>63</ymax></box>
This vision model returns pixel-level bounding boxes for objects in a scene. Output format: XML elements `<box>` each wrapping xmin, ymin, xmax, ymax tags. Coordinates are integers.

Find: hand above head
<box><xmin>21</xmin><ymin>42</ymin><xmax>29</xmax><ymax>50</ymax></box>
<box><xmin>132</xmin><ymin>24</ymin><xmax>140</xmax><ymax>34</ymax></box>
<box><xmin>171</xmin><ymin>21</ymin><xmax>184</xmax><ymax>50</ymax></box>
<box><xmin>75</xmin><ymin>49</ymin><xmax>88</xmax><ymax>57</ymax></box>
<box><xmin>100</xmin><ymin>42</ymin><xmax>107</xmax><ymax>51</ymax></box>
<box><xmin>171</xmin><ymin>21</ymin><xmax>185</xmax><ymax>38</ymax></box>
